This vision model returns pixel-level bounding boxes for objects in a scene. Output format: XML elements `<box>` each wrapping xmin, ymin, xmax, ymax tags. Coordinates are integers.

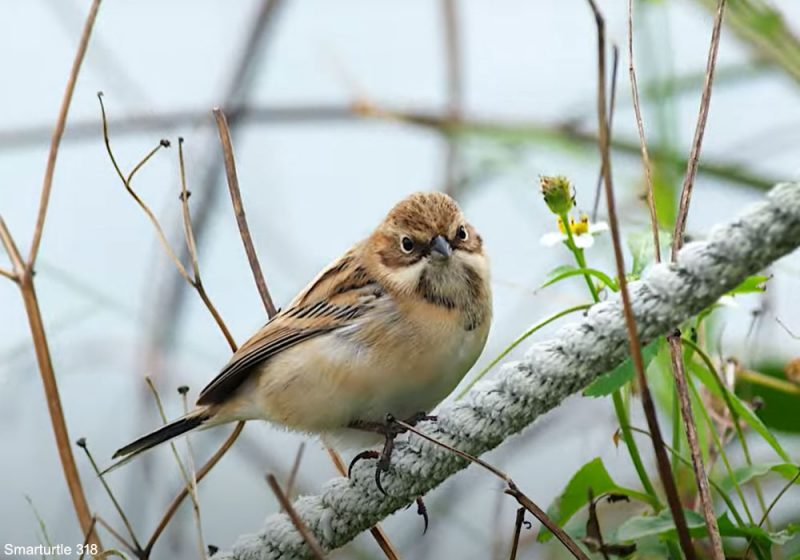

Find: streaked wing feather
<box><xmin>196</xmin><ymin>248</ymin><xmax>381</xmax><ymax>406</ymax></box>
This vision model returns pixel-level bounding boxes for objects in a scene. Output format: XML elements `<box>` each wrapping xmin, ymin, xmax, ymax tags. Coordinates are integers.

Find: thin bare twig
<box><xmin>591</xmin><ymin>43</ymin><xmax>619</xmax><ymax>221</ymax></box>
<box><xmin>0</xmin><ymin>5</ymin><xmax>103</xmax><ymax>551</ymax></box>
<box><xmin>668</xmin><ymin>335</ymin><xmax>723</xmax><ymax>558</ymax></box>
<box><xmin>284</xmin><ymin>442</ymin><xmax>306</xmax><ymax>502</ymax></box>
<box><xmin>583</xmin><ymin>1</ymin><xmax>696</xmax><ymax>558</ymax></box>
<box><xmin>395</xmin><ymin>420</ymin><xmax>589</xmax><ymax>560</ymax></box>
<box><xmin>145</xmin><ymin>102</ymin><xmax>282</xmax><ymax>557</ymax></box>
<box><xmin>671</xmin><ymin>0</ymin><xmax>727</xmax><ymax>259</ymax></box>
<box><xmin>266</xmin><ymin>474</ymin><xmax>326</xmax><ymax>560</ymax></box>
<box><xmin>663</xmin><ymin>2</ymin><xmax>728</xmax><ymax>557</ymax></box>
<box><xmin>627</xmin><ymin>0</ymin><xmax>661</xmax><ymax>263</ymax></box>
<box><xmin>508</xmin><ymin>508</ymin><xmax>526</xmax><ymax>560</ymax></box>
<box><xmin>0</xmin><ymin>266</ymin><xmax>16</xmax><ymax>281</ymax></box>
<box><xmin>213</xmin><ymin>108</ymin><xmax>277</xmax><ymax>317</ymax></box>
<box><xmin>145</xmin><ymin>0</ymin><xmax>284</xmax><ymax>375</ymax></box>
<box><xmin>28</xmin><ymin>0</ymin><xmax>102</xmax><ymax>268</ymax></box>
<box><xmin>177</xmin><ymin>138</ymin><xmax>238</xmax><ymax>352</ymax></box>
<box><xmin>96</xmin><ymin>515</ymin><xmax>137</xmax><ymax>556</ymax></box>
<box><xmin>326</xmin><ymin>446</ymin><xmax>401</xmax><ymax>560</ymax></box>
<box><xmin>180</xmin><ymin>387</ymin><xmax>207</xmax><ymax>560</ymax></box>
<box><xmin>145</xmin><ymin>422</ymin><xmax>245</xmax><ymax>556</ymax></box>
<box><xmin>76</xmin><ymin>439</ymin><xmax>142</xmax><ymax>555</ymax></box>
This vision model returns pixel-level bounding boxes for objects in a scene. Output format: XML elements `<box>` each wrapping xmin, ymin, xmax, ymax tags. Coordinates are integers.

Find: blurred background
<box><xmin>1</xmin><ymin>1</ymin><xmax>799</xmax><ymax>558</ymax></box>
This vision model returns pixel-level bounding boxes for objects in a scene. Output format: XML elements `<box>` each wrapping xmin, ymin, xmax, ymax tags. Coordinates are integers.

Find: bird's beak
<box><xmin>429</xmin><ymin>235</ymin><xmax>453</xmax><ymax>261</ymax></box>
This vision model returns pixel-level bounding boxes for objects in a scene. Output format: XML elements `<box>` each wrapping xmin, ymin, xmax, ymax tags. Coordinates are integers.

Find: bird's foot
<box><xmin>347</xmin><ymin>412</ymin><xmax>437</xmax><ymax>495</ymax></box>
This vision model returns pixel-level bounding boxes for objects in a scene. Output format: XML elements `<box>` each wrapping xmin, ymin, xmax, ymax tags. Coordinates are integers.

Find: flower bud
<box><xmin>539</xmin><ymin>175</ymin><xmax>574</xmax><ymax>215</ymax></box>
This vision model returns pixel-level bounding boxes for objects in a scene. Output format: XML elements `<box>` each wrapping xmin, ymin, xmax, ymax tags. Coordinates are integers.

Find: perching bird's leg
<box><xmin>348</xmin><ymin>412</ymin><xmax>437</xmax><ymax>495</ymax></box>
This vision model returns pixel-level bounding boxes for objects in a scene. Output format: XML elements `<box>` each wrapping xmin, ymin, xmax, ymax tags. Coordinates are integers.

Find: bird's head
<box><xmin>365</xmin><ymin>192</ymin><xmax>489</xmax><ymax>307</ymax></box>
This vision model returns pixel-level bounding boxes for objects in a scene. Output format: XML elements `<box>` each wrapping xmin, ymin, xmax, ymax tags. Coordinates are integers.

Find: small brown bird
<box><xmin>111</xmin><ymin>192</ymin><xmax>492</xmax><ymax>484</ymax></box>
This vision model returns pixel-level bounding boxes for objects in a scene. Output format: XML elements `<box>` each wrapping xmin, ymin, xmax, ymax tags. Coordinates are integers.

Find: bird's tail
<box><xmin>103</xmin><ymin>410</ymin><xmax>211</xmax><ymax>474</ymax></box>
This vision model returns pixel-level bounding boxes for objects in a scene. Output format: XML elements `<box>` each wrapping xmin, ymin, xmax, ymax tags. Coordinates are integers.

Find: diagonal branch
<box><xmin>584</xmin><ymin>0</ymin><xmax>695</xmax><ymax>557</ymax></box>
<box><xmin>666</xmin><ymin>1</ymin><xmax>728</xmax><ymax>557</ymax></box>
<box><xmin>28</xmin><ymin>0</ymin><xmax>102</xmax><ymax>268</ymax></box>
<box><xmin>219</xmin><ymin>183</ymin><xmax>800</xmax><ymax>559</ymax></box>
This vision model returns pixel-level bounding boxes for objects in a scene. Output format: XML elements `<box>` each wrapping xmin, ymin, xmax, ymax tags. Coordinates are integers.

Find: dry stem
<box><xmin>627</xmin><ymin>0</ymin><xmax>661</xmax><ymax>263</ymax></box>
<box><xmin>663</xmin><ymin>1</ymin><xmax>728</xmax><ymax>557</ymax></box>
<box><xmin>584</xmin><ymin>0</ymin><xmax>696</xmax><ymax>557</ymax></box>
<box><xmin>266</xmin><ymin>474</ymin><xmax>325</xmax><ymax>559</ymax></box>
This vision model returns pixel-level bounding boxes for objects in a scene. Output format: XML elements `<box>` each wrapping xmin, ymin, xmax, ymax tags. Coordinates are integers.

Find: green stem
<box><xmin>559</xmin><ymin>213</ymin><xmax>601</xmax><ymax>302</ymax></box>
<box><xmin>613</xmin><ymin>391</ymin><xmax>662</xmax><ymax>508</ymax></box>
<box><xmin>558</xmin><ymin>218</ymin><xmax>661</xmax><ymax>512</ymax></box>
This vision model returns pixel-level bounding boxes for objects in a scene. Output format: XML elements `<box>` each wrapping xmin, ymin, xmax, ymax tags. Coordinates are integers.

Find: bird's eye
<box><xmin>400</xmin><ymin>236</ymin><xmax>415</xmax><ymax>253</ymax></box>
<box><xmin>457</xmin><ymin>225</ymin><xmax>469</xmax><ymax>241</ymax></box>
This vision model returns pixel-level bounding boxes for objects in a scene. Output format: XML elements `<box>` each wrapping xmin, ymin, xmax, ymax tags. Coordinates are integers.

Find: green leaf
<box><xmin>718</xmin><ymin>513</ymin><xmax>800</xmax><ymax>547</ymax></box>
<box><xmin>627</xmin><ymin>230</ymin><xmax>671</xmax><ymax>277</ymax></box>
<box><xmin>583</xmin><ymin>340</ymin><xmax>660</xmax><ymax>397</ymax></box>
<box><xmin>688</xmin><ymin>361</ymin><xmax>791</xmax><ymax>462</ymax></box>
<box><xmin>618</xmin><ymin>510</ymin><xmax>800</xmax><ymax>549</ymax></box>
<box><xmin>728</xmin><ymin>274</ymin><xmax>769</xmax><ymax>295</ymax></box>
<box><xmin>716</xmin><ymin>462</ymin><xmax>800</xmax><ymax>495</ymax></box>
<box><xmin>538</xmin><ymin>266</ymin><xmax>618</xmax><ymax>292</ymax></box>
<box><xmin>539</xmin><ymin>458</ymin><xmax>653</xmax><ymax>542</ymax></box>
<box><xmin>616</xmin><ymin>509</ymin><xmax>706</xmax><ymax>542</ymax></box>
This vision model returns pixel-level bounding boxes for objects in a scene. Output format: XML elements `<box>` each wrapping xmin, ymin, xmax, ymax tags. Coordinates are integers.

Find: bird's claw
<box><xmin>416</xmin><ymin>496</ymin><xmax>429</xmax><ymax>534</ymax></box>
<box><xmin>348</xmin><ymin>450</ymin><xmax>380</xmax><ymax>478</ymax></box>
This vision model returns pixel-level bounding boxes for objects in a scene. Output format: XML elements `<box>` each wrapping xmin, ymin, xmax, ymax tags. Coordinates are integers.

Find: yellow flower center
<box><xmin>556</xmin><ymin>214</ymin><xmax>590</xmax><ymax>236</ymax></box>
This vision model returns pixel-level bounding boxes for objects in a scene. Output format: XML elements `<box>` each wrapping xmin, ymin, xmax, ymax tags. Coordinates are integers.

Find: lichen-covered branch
<box><xmin>221</xmin><ymin>183</ymin><xmax>800</xmax><ymax>560</ymax></box>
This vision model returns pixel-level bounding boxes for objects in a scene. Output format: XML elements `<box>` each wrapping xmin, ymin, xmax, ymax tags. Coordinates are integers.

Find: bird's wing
<box><xmin>196</xmin><ymin>247</ymin><xmax>383</xmax><ymax>406</ymax></box>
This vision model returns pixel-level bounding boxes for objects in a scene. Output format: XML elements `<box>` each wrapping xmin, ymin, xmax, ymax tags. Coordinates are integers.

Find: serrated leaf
<box><xmin>583</xmin><ymin>340</ymin><xmax>660</xmax><ymax>397</ymax></box>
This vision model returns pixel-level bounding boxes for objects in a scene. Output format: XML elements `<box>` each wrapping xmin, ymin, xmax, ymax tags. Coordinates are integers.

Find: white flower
<box><xmin>539</xmin><ymin>215</ymin><xmax>609</xmax><ymax>249</ymax></box>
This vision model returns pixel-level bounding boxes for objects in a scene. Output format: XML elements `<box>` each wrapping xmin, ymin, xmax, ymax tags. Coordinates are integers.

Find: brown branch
<box><xmin>28</xmin><ymin>0</ymin><xmax>102</xmax><ymax>268</ymax></box>
<box><xmin>583</xmin><ymin>1</ymin><xmax>696</xmax><ymax>558</ymax></box>
<box><xmin>266</xmin><ymin>474</ymin><xmax>326</xmax><ymax>560</ymax></box>
<box><xmin>326</xmin><ymin>446</ymin><xmax>402</xmax><ymax>560</ymax></box>
<box><xmin>0</xmin><ymin>7</ymin><xmax>104</xmax><ymax>548</ymax></box>
<box><xmin>668</xmin><ymin>335</ymin><xmax>722</xmax><ymax>558</ymax></box>
<box><xmin>146</xmin><ymin>105</ymin><xmax>282</xmax><ymax>555</ymax></box>
<box><xmin>663</xmin><ymin>2</ymin><xmax>728</xmax><ymax>558</ymax></box>
<box><xmin>627</xmin><ymin>0</ymin><xmax>661</xmax><ymax>263</ymax></box>
<box><xmin>395</xmin><ymin>419</ymin><xmax>589</xmax><ymax>560</ymax></box>
<box><xmin>671</xmin><ymin>0</ymin><xmax>727</xmax><ymax>259</ymax></box>
<box><xmin>591</xmin><ymin>44</ymin><xmax>619</xmax><ymax>221</ymax></box>
<box><xmin>212</xmin><ymin>108</ymin><xmax>277</xmax><ymax>316</ymax></box>
<box><xmin>177</xmin><ymin>138</ymin><xmax>238</xmax><ymax>352</ymax></box>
